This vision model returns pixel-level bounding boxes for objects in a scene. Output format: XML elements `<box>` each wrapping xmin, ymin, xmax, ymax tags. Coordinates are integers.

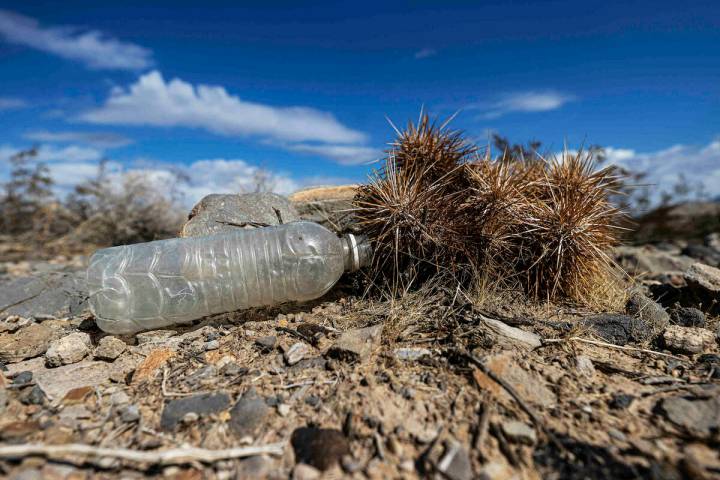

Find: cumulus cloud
<box><xmin>288</xmin><ymin>143</ymin><xmax>381</xmax><ymax>166</ymax></box>
<box><xmin>476</xmin><ymin>91</ymin><xmax>576</xmax><ymax>119</ymax></box>
<box><xmin>603</xmin><ymin>139</ymin><xmax>720</xmax><ymax>201</ymax></box>
<box><xmin>0</xmin><ymin>97</ymin><xmax>26</xmax><ymax>110</ymax></box>
<box><xmin>80</xmin><ymin>71</ymin><xmax>367</xmax><ymax>146</ymax></box>
<box><xmin>24</xmin><ymin>130</ymin><xmax>133</xmax><ymax>148</ymax></box>
<box><xmin>414</xmin><ymin>48</ymin><xmax>437</xmax><ymax>59</ymax></box>
<box><xmin>0</xmin><ymin>9</ymin><xmax>152</xmax><ymax>70</ymax></box>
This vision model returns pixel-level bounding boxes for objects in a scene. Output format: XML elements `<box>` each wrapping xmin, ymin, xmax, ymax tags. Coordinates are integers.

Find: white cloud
<box><xmin>602</xmin><ymin>139</ymin><xmax>720</xmax><ymax>201</ymax></box>
<box><xmin>80</xmin><ymin>71</ymin><xmax>367</xmax><ymax>146</ymax></box>
<box><xmin>288</xmin><ymin>143</ymin><xmax>381</xmax><ymax>166</ymax></box>
<box><xmin>0</xmin><ymin>9</ymin><xmax>152</xmax><ymax>70</ymax></box>
<box><xmin>414</xmin><ymin>48</ymin><xmax>437</xmax><ymax>59</ymax></box>
<box><xmin>0</xmin><ymin>143</ymin><xmax>103</xmax><ymax>164</ymax></box>
<box><xmin>0</xmin><ymin>97</ymin><xmax>26</xmax><ymax>110</ymax></box>
<box><xmin>476</xmin><ymin>91</ymin><xmax>576</xmax><ymax>119</ymax></box>
<box><xmin>24</xmin><ymin>130</ymin><xmax>133</xmax><ymax>148</ymax></box>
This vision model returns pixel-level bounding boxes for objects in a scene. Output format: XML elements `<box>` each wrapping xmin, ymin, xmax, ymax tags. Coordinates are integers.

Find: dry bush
<box><xmin>354</xmin><ymin>114</ymin><xmax>627</xmax><ymax>309</ymax></box>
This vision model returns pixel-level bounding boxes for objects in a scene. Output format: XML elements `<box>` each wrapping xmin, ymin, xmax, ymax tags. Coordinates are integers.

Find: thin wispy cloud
<box><xmin>0</xmin><ymin>143</ymin><xmax>103</xmax><ymax>164</ymax></box>
<box><xmin>24</xmin><ymin>130</ymin><xmax>133</xmax><ymax>148</ymax></box>
<box><xmin>0</xmin><ymin>97</ymin><xmax>27</xmax><ymax>110</ymax></box>
<box><xmin>474</xmin><ymin>91</ymin><xmax>576</xmax><ymax>119</ymax></box>
<box><xmin>0</xmin><ymin>9</ymin><xmax>152</xmax><ymax>70</ymax></box>
<box><xmin>288</xmin><ymin>143</ymin><xmax>381</xmax><ymax>166</ymax></box>
<box><xmin>414</xmin><ymin>48</ymin><xmax>437</xmax><ymax>59</ymax></box>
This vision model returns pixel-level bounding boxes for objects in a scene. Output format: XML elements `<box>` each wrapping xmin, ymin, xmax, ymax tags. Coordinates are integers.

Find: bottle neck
<box><xmin>342</xmin><ymin>234</ymin><xmax>372</xmax><ymax>272</ymax></box>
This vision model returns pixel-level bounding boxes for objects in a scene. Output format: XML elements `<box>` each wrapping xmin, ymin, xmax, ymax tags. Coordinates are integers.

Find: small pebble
<box><xmin>119</xmin><ymin>404</ymin><xmax>140</xmax><ymax>423</ymax></box>
<box><xmin>13</xmin><ymin>371</ymin><xmax>33</xmax><ymax>385</ymax></box>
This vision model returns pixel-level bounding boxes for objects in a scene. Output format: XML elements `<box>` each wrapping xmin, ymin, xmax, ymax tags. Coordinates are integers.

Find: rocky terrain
<box><xmin>0</xmin><ymin>191</ymin><xmax>719</xmax><ymax>480</ymax></box>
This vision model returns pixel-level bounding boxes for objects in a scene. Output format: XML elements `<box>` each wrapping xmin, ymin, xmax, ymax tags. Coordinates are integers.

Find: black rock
<box><xmin>13</xmin><ymin>371</ymin><xmax>33</xmax><ymax>385</ymax></box>
<box><xmin>291</xmin><ymin>427</ymin><xmax>351</xmax><ymax>471</ymax></box>
<box><xmin>23</xmin><ymin>385</ymin><xmax>46</xmax><ymax>405</ymax></box>
<box><xmin>160</xmin><ymin>392</ymin><xmax>231</xmax><ymax>431</ymax></box>
<box><xmin>229</xmin><ymin>388</ymin><xmax>269</xmax><ymax>437</ymax></box>
<box><xmin>609</xmin><ymin>393</ymin><xmax>635</xmax><ymax>410</ymax></box>
<box><xmin>305</xmin><ymin>394</ymin><xmax>321</xmax><ymax>407</ymax></box>
<box><xmin>670</xmin><ymin>306</ymin><xmax>706</xmax><ymax>328</ymax></box>
<box><xmin>220</xmin><ymin>363</ymin><xmax>248</xmax><ymax>377</ymax></box>
<box><xmin>581</xmin><ymin>314</ymin><xmax>634</xmax><ymax>346</ymax></box>
<box><xmin>697</xmin><ymin>354</ymin><xmax>720</xmax><ymax>379</ymax></box>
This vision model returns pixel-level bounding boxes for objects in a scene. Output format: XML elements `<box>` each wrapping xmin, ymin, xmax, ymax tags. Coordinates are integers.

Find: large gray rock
<box><xmin>289</xmin><ymin>185</ymin><xmax>360</xmax><ymax>234</ymax></box>
<box><xmin>0</xmin><ymin>272</ymin><xmax>88</xmax><ymax>320</ymax></box>
<box><xmin>685</xmin><ymin>262</ymin><xmax>720</xmax><ymax>295</ymax></box>
<box><xmin>180</xmin><ymin>193</ymin><xmax>300</xmax><ymax>238</ymax></box>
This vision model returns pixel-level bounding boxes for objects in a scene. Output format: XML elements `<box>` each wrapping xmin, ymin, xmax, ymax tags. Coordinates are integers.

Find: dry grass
<box><xmin>354</xmin><ymin>114</ymin><xmax>627</xmax><ymax>310</ymax></box>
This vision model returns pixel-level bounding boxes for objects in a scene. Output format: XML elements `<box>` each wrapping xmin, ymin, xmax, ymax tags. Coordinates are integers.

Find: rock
<box><xmin>662</xmin><ymin>325</ymin><xmax>715</xmax><ymax>354</ymax></box>
<box><xmin>625</xmin><ymin>289</ymin><xmax>670</xmax><ymax>341</ymax></box>
<box><xmin>284</xmin><ymin>342</ymin><xmax>311</xmax><ymax>366</ymax></box>
<box><xmin>292</xmin><ymin>464</ymin><xmax>322</xmax><ymax>480</ymax></box>
<box><xmin>328</xmin><ymin>324</ymin><xmax>383</xmax><ymax>363</ymax></box>
<box><xmin>180</xmin><ymin>193</ymin><xmax>300</xmax><ymax>238</ymax></box>
<box><xmin>119</xmin><ymin>404</ymin><xmax>141</xmax><ymax>423</ymax></box>
<box><xmin>472</xmin><ymin>352</ymin><xmax>556</xmax><ymax>408</ymax></box>
<box><xmin>45</xmin><ymin>332</ymin><xmax>92</xmax><ymax>367</ymax></box>
<box><xmin>62</xmin><ymin>385</ymin><xmax>94</xmax><ymax>405</ymax></box>
<box><xmin>0</xmin><ymin>323</ymin><xmax>57</xmax><ymax>363</ymax></box>
<box><xmin>13</xmin><ymin>371</ymin><xmax>33</xmax><ymax>385</ymax></box>
<box><xmin>682</xmin><ymin>443</ymin><xmax>720</xmax><ymax>480</ymax></box>
<box><xmin>132</xmin><ymin>348</ymin><xmax>175</xmax><ymax>383</ymax></box>
<box><xmin>394</xmin><ymin>347</ymin><xmax>432</xmax><ymax>361</ymax></box>
<box><xmin>229</xmin><ymin>388</ymin><xmax>269</xmax><ymax>438</ymax></box>
<box><xmin>681</xmin><ymin>244</ymin><xmax>720</xmax><ymax>267</ymax></box>
<box><xmin>697</xmin><ymin>354</ymin><xmax>720</xmax><ymax>379</ymax></box>
<box><xmin>609</xmin><ymin>393</ymin><xmax>635</xmax><ymax>410</ymax></box>
<box><xmin>437</xmin><ymin>441</ymin><xmax>473</xmax><ymax>480</ymax></box>
<box><xmin>575</xmin><ymin>355</ymin><xmax>596</xmax><ymax>378</ymax></box>
<box><xmin>290</xmin><ymin>427</ymin><xmax>350</xmax><ymax>471</ymax></box>
<box><xmin>706</xmin><ymin>232</ymin><xmax>720</xmax><ymax>252</ymax></box>
<box><xmin>289</xmin><ymin>185</ymin><xmax>360</xmax><ymax>234</ymax></box>
<box><xmin>110</xmin><ymin>390</ymin><xmax>131</xmax><ymax>405</ymax></box>
<box><xmin>685</xmin><ymin>263</ymin><xmax>720</xmax><ymax>295</ymax></box>
<box><xmin>255</xmin><ymin>336</ymin><xmax>277</xmax><ymax>352</ymax></box>
<box><xmin>160</xmin><ymin>392</ymin><xmax>231</xmax><ymax>430</ymax></box>
<box><xmin>93</xmin><ymin>336</ymin><xmax>127</xmax><ymax>360</ymax></box>
<box><xmin>23</xmin><ymin>385</ymin><xmax>46</xmax><ymax>405</ymax></box>
<box><xmin>658</xmin><ymin>395</ymin><xmax>720</xmax><ymax>439</ymax></box>
<box><xmin>204</xmin><ymin>340</ymin><xmax>219</xmax><ymax>351</ymax></box>
<box><xmin>581</xmin><ymin>314</ymin><xmax>634</xmax><ymax>346</ymax></box>
<box><xmin>670</xmin><ymin>306</ymin><xmax>706</xmax><ymax>327</ymax></box>
<box><xmin>0</xmin><ymin>272</ymin><xmax>88</xmax><ymax>321</ymax></box>
<box><xmin>36</xmin><ymin>361</ymin><xmax>112</xmax><ymax>400</ymax></box>
<box><xmin>500</xmin><ymin>420</ymin><xmax>537</xmax><ymax>445</ymax></box>
<box><xmin>614</xmin><ymin>245</ymin><xmax>695</xmax><ymax>276</ymax></box>
<box><xmin>480</xmin><ymin>316</ymin><xmax>542</xmax><ymax>349</ymax></box>
<box><xmin>135</xmin><ymin>330</ymin><xmax>177</xmax><ymax>346</ymax></box>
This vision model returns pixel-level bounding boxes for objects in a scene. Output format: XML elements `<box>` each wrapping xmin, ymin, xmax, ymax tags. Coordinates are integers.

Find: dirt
<box><xmin>0</xmin><ymin>247</ymin><xmax>719</xmax><ymax>480</ymax></box>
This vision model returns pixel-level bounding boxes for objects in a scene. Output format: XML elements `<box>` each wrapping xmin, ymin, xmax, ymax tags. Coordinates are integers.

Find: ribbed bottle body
<box><xmin>87</xmin><ymin>222</ymin><xmax>345</xmax><ymax>334</ymax></box>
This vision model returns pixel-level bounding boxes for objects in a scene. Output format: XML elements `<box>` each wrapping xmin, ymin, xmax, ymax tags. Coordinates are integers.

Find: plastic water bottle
<box><xmin>87</xmin><ymin>221</ymin><xmax>371</xmax><ymax>334</ymax></box>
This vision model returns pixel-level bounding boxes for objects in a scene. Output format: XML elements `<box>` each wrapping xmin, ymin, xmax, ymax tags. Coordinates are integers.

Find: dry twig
<box><xmin>543</xmin><ymin>336</ymin><xmax>686</xmax><ymax>362</ymax></box>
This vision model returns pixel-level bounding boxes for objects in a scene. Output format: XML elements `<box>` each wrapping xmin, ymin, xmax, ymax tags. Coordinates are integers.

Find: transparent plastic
<box><xmin>87</xmin><ymin>221</ymin><xmax>370</xmax><ymax>334</ymax></box>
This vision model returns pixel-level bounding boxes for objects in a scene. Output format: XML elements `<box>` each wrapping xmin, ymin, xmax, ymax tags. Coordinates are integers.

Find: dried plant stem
<box><xmin>544</xmin><ymin>336</ymin><xmax>686</xmax><ymax>361</ymax></box>
<box><xmin>0</xmin><ymin>443</ymin><xmax>285</xmax><ymax>466</ymax></box>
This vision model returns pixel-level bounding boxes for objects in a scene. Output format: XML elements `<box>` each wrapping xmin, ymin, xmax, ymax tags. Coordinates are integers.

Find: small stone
<box><xmin>0</xmin><ymin>323</ymin><xmax>57</xmax><ymax>363</ymax></box>
<box><xmin>610</xmin><ymin>393</ymin><xmax>635</xmax><ymax>410</ymax></box>
<box><xmin>94</xmin><ymin>336</ymin><xmax>127</xmax><ymax>361</ymax></box>
<box><xmin>13</xmin><ymin>370</ymin><xmax>33</xmax><ymax>385</ymax></box>
<box><xmin>277</xmin><ymin>403</ymin><xmax>291</xmax><ymax>417</ymax></box>
<box><xmin>305</xmin><ymin>394</ymin><xmax>320</xmax><ymax>407</ymax></box>
<box><xmin>670</xmin><ymin>306</ymin><xmax>706</xmax><ymax>328</ymax></box>
<box><xmin>328</xmin><ymin>324</ymin><xmax>383</xmax><ymax>363</ymax></box>
<box><xmin>292</xmin><ymin>464</ymin><xmax>321</xmax><ymax>480</ymax></box>
<box><xmin>437</xmin><ymin>441</ymin><xmax>472</xmax><ymax>480</ymax></box>
<box><xmin>472</xmin><ymin>352</ymin><xmax>556</xmax><ymax>408</ymax></box>
<box><xmin>575</xmin><ymin>355</ymin><xmax>595</xmax><ymax>378</ymax></box>
<box><xmin>23</xmin><ymin>385</ymin><xmax>46</xmax><ymax>405</ymax></box>
<box><xmin>204</xmin><ymin>340</ymin><xmax>219</xmax><ymax>351</ymax></box>
<box><xmin>220</xmin><ymin>362</ymin><xmax>248</xmax><ymax>377</ymax></box>
<box><xmin>132</xmin><ymin>348</ymin><xmax>175</xmax><ymax>383</ymax></box>
<box><xmin>182</xmin><ymin>412</ymin><xmax>199</xmax><ymax>424</ymax></box>
<box><xmin>658</xmin><ymin>395</ymin><xmax>720</xmax><ymax>439</ymax></box>
<box><xmin>291</xmin><ymin>427</ymin><xmax>350</xmax><ymax>471</ymax></box>
<box><xmin>581</xmin><ymin>314</ymin><xmax>634</xmax><ymax>346</ymax></box>
<box><xmin>111</xmin><ymin>390</ymin><xmax>131</xmax><ymax>405</ymax></box>
<box><xmin>45</xmin><ymin>332</ymin><xmax>92</xmax><ymax>367</ymax></box>
<box><xmin>229</xmin><ymin>388</ymin><xmax>269</xmax><ymax>438</ymax></box>
<box><xmin>119</xmin><ymin>404</ymin><xmax>140</xmax><ymax>423</ymax></box>
<box><xmin>284</xmin><ymin>342</ymin><xmax>311</xmax><ymax>366</ymax></box>
<box><xmin>394</xmin><ymin>347</ymin><xmax>432</xmax><ymax>361</ymax></box>
<box><xmin>135</xmin><ymin>330</ymin><xmax>177</xmax><ymax>345</ymax></box>
<box><xmin>62</xmin><ymin>385</ymin><xmax>94</xmax><ymax>405</ymax></box>
<box><xmin>625</xmin><ymin>289</ymin><xmax>670</xmax><ymax>341</ymax></box>
<box><xmin>663</xmin><ymin>325</ymin><xmax>715</xmax><ymax>354</ymax></box>
<box><xmin>255</xmin><ymin>336</ymin><xmax>277</xmax><ymax>352</ymax></box>
<box><xmin>501</xmin><ymin>420</ymin><xmax>537</xmax><ymax>445</ymax></box>
<box><xmin>160</xmin><ymin>392</ymin><xmax>231</xmax><ymax>431</ymax></box>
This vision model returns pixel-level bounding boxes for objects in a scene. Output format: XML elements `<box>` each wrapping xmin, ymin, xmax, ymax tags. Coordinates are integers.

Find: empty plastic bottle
<box><xmin>87</xmin><ymin>221</ymin><xmax>371</xmax><ymax>334</ymax></box>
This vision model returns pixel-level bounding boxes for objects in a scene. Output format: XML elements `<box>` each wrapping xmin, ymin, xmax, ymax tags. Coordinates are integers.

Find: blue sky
<box><xmin>1</xmin><ymin>1</ymin><xmax>719</xmax><ymax>205</ymax></box>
